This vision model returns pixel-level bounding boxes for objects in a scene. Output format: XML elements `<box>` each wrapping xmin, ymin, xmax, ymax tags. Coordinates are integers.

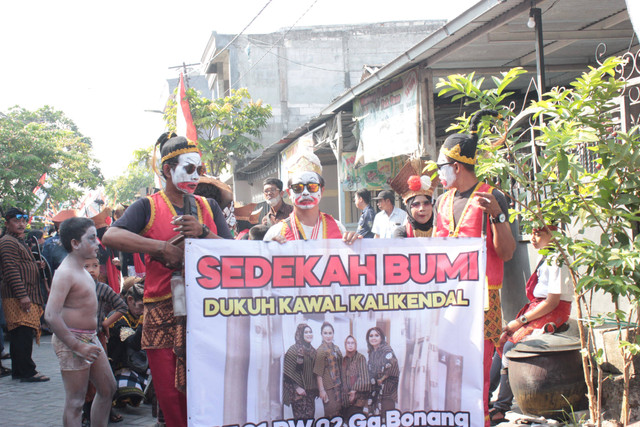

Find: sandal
<box><xmin>20</xmin><ymin>373</ymin><xmax>50</xmax><ymax>382</ymax></box>
<box><xmin>109</xmin><ymin>409</ymin><xmax>123</xmax><ymax>423</ymax></box>
<box><xmin>0</xmin><ymin>366</ymin><xmax>11</xmax><ymax>377</ymax></box>
<box><xmin>489</xmin><ymin>407</ymin><xmax>506</xmax><ymax>425</ymax></box>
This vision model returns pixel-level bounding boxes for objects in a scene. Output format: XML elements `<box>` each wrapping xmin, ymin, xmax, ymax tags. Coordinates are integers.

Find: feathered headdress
<box><xmin>389</xmin><ymin>157</ymin><xmax>435</xmax><ymax>204</ymax></box>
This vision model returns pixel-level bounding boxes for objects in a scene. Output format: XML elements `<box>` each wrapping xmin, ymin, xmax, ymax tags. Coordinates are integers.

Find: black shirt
<box><xmin>112</xmin><ymin>195</ymin><xmax>232</xmax><ymax>239</ymax></box>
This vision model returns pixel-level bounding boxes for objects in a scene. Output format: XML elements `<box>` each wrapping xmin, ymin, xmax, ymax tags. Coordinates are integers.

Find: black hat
<box><xmin>373</xmin><ymin>190</ymin><xmax>395</xmax><ymax>202</ymax></box>
<box><xmin>4</xmin><ymin>207</ymin><xmax>26</xmax><ymax>220</ymax></box>
<box><xmin>158</xmin><ymin>133</ymin><xmax>200</xmax><ymax>164</ymax></box>
<box><xmin>440</xmin><ymin>109</ymin><xmax>501</xmax><ymax>165</ymax></box>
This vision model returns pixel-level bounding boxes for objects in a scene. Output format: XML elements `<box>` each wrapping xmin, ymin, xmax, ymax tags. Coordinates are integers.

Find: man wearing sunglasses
<box><xmin>263</xmin><ymin>152</ymin><xmax>359</xmax><ymax>244</ymax></box>
<box><xmin>103</xmin><ymin>133</ymin><xmax>232</xmax><ymax>427</ymax></box>
<box><xmin>0</xmin><ymin>207</ymin><xmax>49</xmax><ymax>382</ymax></box>
<box><xmin>371</xmin><ymin>190</ymin><xmax>407</xmax><ymax>238</ymax></box>
<box><xmin>432</xmin><ymin>109</ymin><xmax>515</xmax><ymax>427</ymax></box>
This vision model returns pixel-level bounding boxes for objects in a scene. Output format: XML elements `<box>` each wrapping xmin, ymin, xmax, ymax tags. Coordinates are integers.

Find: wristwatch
<box><xmin>519</xmin><ymin>315</ymin><xmax>529</xmax><ymax>324</ymax></box>
<box><xmin>198</xmin><ymin>224</ymin><xmax>210</xmax><ymax>239</ymax></box>
<box><xmin>490</xmin><ymin>213</ymin><xmax>507</xmax><ymax>224</ymax></box>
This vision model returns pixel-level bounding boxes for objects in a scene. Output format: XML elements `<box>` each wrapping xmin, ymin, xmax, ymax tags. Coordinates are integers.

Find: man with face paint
<box><xmin>256</xmin><ymin>177</ymin><xmax>293</xmax><ymax>227</ymax></box>
<box><xmin>432</xmin><ymin>109</ymin><xmax>515</xmax><ymax>427</ymax></box>
<box><xmin>103</xmin><ymin>132</ymin><xmax>232</xmax><ymax>427</ymax></box>
<box><xmin>263</xmin><ymin>152</ymin><xmax>360</xmax><ymax>244</ymax></box>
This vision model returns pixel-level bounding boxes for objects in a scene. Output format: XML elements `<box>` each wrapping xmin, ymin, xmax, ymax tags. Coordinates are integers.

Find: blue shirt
<box><xmin>356</xmin><ymin>205</ymin><xmax>375</xmax><ymax>238</ymax></box>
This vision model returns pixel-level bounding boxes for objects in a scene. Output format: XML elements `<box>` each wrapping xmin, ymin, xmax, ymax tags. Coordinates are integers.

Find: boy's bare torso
<box><xmin>54</xmin><ymin>261</ymin><xmax>98</xmax><ymax>332</ymax></box>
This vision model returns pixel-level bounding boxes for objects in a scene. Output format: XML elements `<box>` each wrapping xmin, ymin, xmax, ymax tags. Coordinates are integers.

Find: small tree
<box><xmin>0</xmin><ymin>106</ymin><xmax>102</xmax><ymax>213</ymax></box>
<box><xmin>105</xmin><ymin>147</ymin><xmax>155</xmax><ymax>205</ymax></box>
<box><xmin>164</xmin><ymin>87</ymin><xmax>272</xmax><ymax>176</ymax></box>
<box><xmin>434</xmin><ymin>57</ymin><xmax>640</xmax><ymax>425</ymax></box>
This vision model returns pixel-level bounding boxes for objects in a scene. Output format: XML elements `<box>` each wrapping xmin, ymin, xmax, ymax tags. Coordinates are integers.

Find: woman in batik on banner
<box><xmin>366</xmin><ymin>327</ymin><xmax>399</xmax><ymax>417</ymax></box>
<box><xmin>340</xmin><ymin>335</ymin><xmax>370</xmax><ymax>419</ymax></box>
<box><xmin>314</xmin><ymin>321</ymin><xmax>343</xmax><ymax>418</ymax></box>
<box><xmin>283</xmin><ymin>323</ymin><xmax>318</xmax><ymax>419</ymax></box>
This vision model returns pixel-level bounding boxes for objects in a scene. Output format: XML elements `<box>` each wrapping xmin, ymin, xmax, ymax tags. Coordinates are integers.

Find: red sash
<box><xmin>133</xmin><ymin>252</ymin><xmax>146</xmax><ymax>275</ymax></box>
<box><xmin>141</xmin><ymin>192</ymin><xmax>217</xmax><ymax>301</ymax></box>
<box><xmin>434</xmin><ymin>182</ymin><xmax>503</xmax><ymax>289</ymax></box>
<box><xmin>281</xmin><ymin>212</ymin><xmax>342</xmax><ymax>240</ymax></box>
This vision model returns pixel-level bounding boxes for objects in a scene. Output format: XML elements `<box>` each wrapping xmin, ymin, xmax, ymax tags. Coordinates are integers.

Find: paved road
<box><xmin>0</xmin><ymin>333</ymin><xmax>157</xmax><ymax>427</ymax></box>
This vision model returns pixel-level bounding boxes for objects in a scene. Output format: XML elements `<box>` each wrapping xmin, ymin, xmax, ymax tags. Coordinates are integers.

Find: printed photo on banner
<box><xmin>184</xmin><ymin>237</ymin><xmax>486</xmax><ymax>427</ymax></box>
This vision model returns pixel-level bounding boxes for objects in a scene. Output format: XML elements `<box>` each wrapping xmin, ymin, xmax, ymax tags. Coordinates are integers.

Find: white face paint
<box><xmin>171</xmin><ymin>152</ymin><xmax>203</xmax><ymax>194</ymax></box>
<box><xmin>287</xmin><ymin>171</ymin><xmax>322</xmax><ymax>210</ymax></box>
<box><xmin>438</xmin><ymin>152</ymin><xmax>457</xmax><ymax>189</ymax></box>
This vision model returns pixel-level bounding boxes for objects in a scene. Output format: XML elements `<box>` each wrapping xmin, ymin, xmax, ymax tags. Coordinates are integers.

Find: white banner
<box><xmin>353</xmin><ymin>69</ymin><xmax>419</xmax><ymax>164</ymax></box>
<box><xmin>185</xmin><ymin>237</ymin><xmax>486</xmax><ymax>427</ymax></box>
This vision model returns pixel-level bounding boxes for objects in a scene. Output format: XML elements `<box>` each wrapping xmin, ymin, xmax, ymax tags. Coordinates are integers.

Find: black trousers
<box><xmin>9</xmin><ymin>325</ymin><xmax>37</xmax><ymax>379</ymax></box>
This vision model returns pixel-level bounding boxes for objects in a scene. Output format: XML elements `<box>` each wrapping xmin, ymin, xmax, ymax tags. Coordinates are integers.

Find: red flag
<box><xmin>32</xmin><ymin>172</ymin><xmax>47</xmax><ymax>194</ymax></box>
<box><xmin>177</xmin><ymin>72</ymin><xmax>198</xmax><ymax>143</ymax></box>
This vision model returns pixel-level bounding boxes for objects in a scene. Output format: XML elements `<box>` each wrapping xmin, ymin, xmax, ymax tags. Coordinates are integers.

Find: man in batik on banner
<box><xmin>264</xmin><ymin>151</ymin><xmax>359</xmax><ymax>243</ymax></box>
<box><xmin>432</xmin><ymin>109</ymin><xmax>516</xmax><ymax>427</ymax></box>
<box><xmin>103</xmin><ymin>132</ymin><xmax>232</xmax><ymax>427</ymax></box>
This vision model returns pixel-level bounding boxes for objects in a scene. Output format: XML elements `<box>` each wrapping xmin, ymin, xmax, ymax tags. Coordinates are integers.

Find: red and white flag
<box><xmin>176</xmin><ymin>72</ymin><xmax>198</xmax><ymax>143</ymax></box>
<box><xmin>32</xmin><ymin>172</ymin><xmax>47</xmax><ymax>194</ymax></box>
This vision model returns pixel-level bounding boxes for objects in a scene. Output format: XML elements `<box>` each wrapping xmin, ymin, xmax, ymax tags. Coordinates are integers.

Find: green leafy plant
<box><xmin>164</xmin><ymin>87</ymin><xmax>272</xmax><ymax>177</ymax></box>
<box><xmin>0</xmin><ymin>106</ymin><xmax>102</xmax><ymax>214</ymax></box>
<box><xmin>435</xmin><ymin>56</ymin><xmax>640</xmax><ymax>426</ymax></box>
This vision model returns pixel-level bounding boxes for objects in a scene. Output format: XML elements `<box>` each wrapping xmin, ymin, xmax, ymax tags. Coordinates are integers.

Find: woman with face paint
<box><xmin>263</xmin><ymin>152</ymin><xmax>360</xmax><ymax>244</ymax></box>
<box><xmin>389</xmin><ymin>158</ymin><xmax>435</xmax><ymax>238</ymax></box>
<box><xmin>102</xmin><ymin>132</ymin><xmax>232</xmax><ymax>427</ymax></box>
<box><xmin>313</xmin><ymin>322</ymin><xmax>343</xmax><ymax>418</ymax></box>
<box><xmin>283</xmin><ymin>323</ymin><xmax>318</xmax><ymax>419</ymax></box>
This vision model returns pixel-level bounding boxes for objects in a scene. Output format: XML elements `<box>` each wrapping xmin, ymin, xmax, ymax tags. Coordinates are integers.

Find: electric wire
<box><xmin>226</xmin><ymin>0</ymin><xmax>321</xmax><ymax>95</ymax></box>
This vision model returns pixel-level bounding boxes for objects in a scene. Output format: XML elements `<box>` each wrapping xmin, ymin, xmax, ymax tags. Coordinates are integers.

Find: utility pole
<box><xmin>168</xmin><ymin>62</ymin><xmax>200</xmax><ymax>87</ymax></box>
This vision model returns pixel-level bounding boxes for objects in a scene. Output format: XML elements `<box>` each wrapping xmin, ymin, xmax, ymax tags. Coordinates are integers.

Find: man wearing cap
<box><xmin>432</xmin><ymin>109</ymin><xmax>515</xmax><ymax>427</ymax></box>
<box><xmin>264</xmin><ymin>152</ymin><xmax>359</xmax><ymax>243</ymax></box>
<box><xmin>42</xmin><ymin>209</ymin><xmax>77</xmax><ymax>277</ymax></box>
<box><xmin>102</xmin><ymin>132</ymin><xmax>232</xmax><ymax>427</ymax></box>
<box><xmin>256</xmin><ymin>177</ymin><xmax>294</xmax><ymax>227</ymax></box>
<box><xmin>0</xmin><ymin>208</ymin><xmax>49</xmax><ymax>382</ymax></box>
<box><xmin>371</xmin><ymin>190</ymin><xmax>407</xmax><ymax>238</ymax></box>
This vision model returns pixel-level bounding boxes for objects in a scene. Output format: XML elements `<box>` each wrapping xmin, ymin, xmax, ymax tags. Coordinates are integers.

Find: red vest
<box><xmin>434</xmin><ymin>182</ymin><xmax>504</xmax><ymax>289</ymax></box>
<box><xmin>281</xmin><ymin>212</ymin><xmax>343</xmax><ymax>240</ymax></box>
<box><xmin>141</xmin><ymin>192</ymin><xmax>218</xmax><ymax>301</ymax></box>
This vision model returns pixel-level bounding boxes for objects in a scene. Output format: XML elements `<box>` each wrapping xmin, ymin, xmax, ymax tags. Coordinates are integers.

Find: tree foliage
<box><xmin>104</xmin><ymin>147</ymin><xmax>155</xmax><ymax>206</ymax></box>
<box><xmin>0</xmin><ymin>106</ymin><xmax>102</xmax><ymax>214</ymax></box>
<box><xmin>434</xmin><ymin>57</ymin><xmax>640</xmax><ymax>425</ymax></box>
<box><xmin>164</xmin><ymin>87</ymin><xmax>272</xmax><ymax>176</ymax></box>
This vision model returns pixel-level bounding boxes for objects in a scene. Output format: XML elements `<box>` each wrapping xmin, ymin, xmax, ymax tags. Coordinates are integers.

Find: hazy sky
<box><xmin>1</xmin><ymin>0</ymin><xmax>478</xmax><ymax>179</ymax></box>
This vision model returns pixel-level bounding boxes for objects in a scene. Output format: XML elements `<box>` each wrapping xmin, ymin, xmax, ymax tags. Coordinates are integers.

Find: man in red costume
<box><xmin>264</xmin><ymin>151</ymin><xmax>359</xmax><ymax>243</ymax></box>
<box><xmin>102</xmin><ymin>132</ymin><xmax>232</xmax><ymax>427</ymax></box>
<box><xmin>432</xmin><ymin>109</ymin><xmax>516</xmax><ymax>427</ymax></box>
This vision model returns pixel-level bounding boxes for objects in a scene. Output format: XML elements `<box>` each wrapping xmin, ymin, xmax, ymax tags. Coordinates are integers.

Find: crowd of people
<box><xmin>0</xmin><ymin>109</ymin><xmax>573</xmax><ymax>427</ymax></box>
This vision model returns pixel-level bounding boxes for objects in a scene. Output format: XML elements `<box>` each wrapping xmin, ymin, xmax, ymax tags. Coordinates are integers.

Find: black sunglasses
<box><xmin>183</xmin><ymin>164</ymin><xmax>206</xmax><ymax>175</ymax></box>
<box><xmin>290</xmin><ymin>183</ymin><xmax>321</xmax><ymax>194</ymax></box>
<box><xmin>436</xmin><ymin>162</ymin><xmax>455</xmax><ymax>170</ymax></box>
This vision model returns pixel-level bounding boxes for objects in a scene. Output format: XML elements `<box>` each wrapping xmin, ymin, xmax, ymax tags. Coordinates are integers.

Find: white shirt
<box><xmin>263</xmin><ymin>217</ymin><xmax>346</xmax><ymax>241</ymax></box>
<box><xmin>533</xmin><ymin>256</ymin><xmax>573</xmax><ymax>302</ymax></box>
<box><xmin>371</xmin><ymin>207</ymin><xmax>407</xmax><ymax>238</ymax></box>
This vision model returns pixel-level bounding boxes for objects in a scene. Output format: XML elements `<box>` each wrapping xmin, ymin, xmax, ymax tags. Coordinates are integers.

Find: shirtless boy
<box><xmin>45</xmin><ymin>217</ymin><xmax>116</xmax><ymax>427</ymax></box>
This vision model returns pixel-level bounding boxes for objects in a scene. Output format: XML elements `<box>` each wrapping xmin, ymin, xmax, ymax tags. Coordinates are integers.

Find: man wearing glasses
<box><xmin>256</xmin><ymin>178</ymin><xmax>293</xmax><ymax>227</ymax></box>
<box><xmin>103</xmin><ymin>133</ymin><xmax>232</xmax><ymax>427</ymax></box>
<box><xmin>0</xmin><ymin>207</ymin><xmax>49</xmax><ymax>382</ymax></box>
<box><xmin>264</xmin><ymin>152</ymin><xmax>359</xmax><ymax>244</ymax></box>
<box><xmin>432</xmin><ymin>109</ymin><xmax>515</xmax><ymax>427</ymax></box>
